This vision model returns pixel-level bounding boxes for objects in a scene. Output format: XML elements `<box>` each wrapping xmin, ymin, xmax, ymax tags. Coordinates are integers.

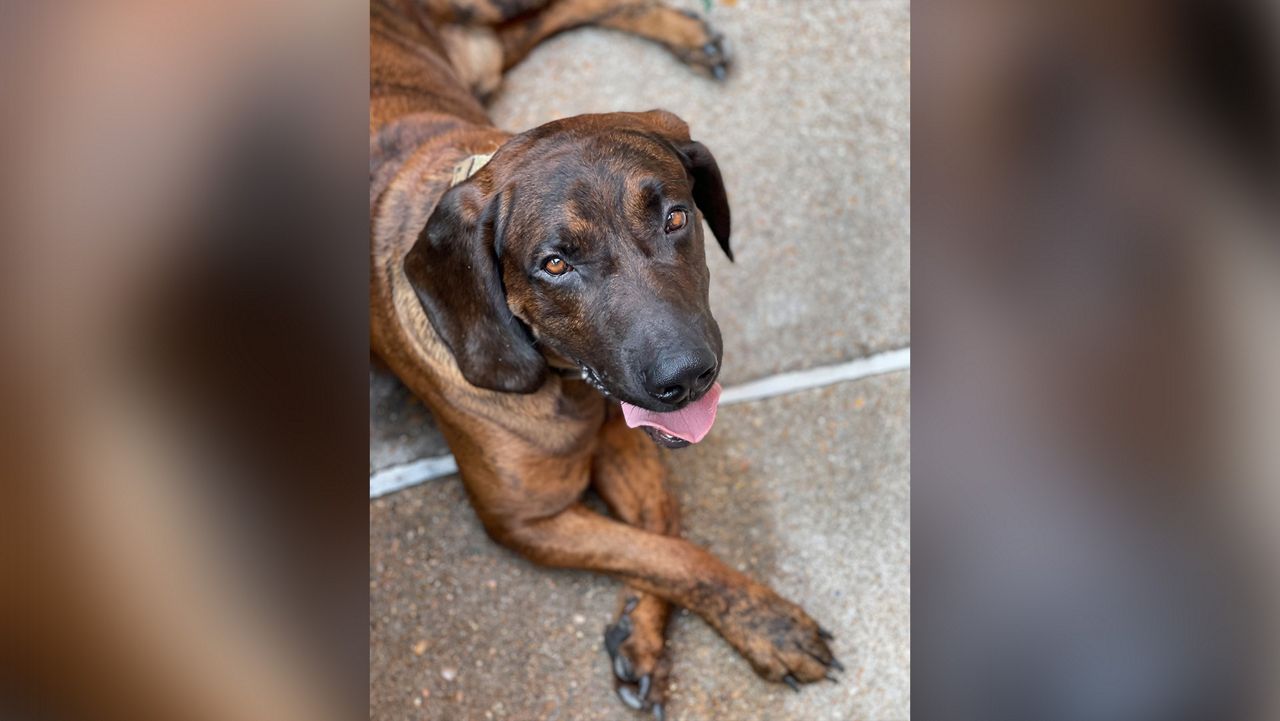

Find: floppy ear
<box><xmin>631</xmin><ymin>110</ymin><xmax>733</xmax><ymax>261</ymax></box>
<box><xmin>679</xmin><ymin>140</ymin><xmax>733</xmax><ymax>262</ymax></box>
<box><xmin>404</xmin><ymin>183</ymin><xmax>547</xmax><ymax>393</ymax></box>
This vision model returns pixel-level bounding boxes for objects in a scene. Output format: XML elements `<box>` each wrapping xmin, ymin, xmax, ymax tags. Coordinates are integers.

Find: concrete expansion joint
<box><xmin>370</xmin><ymin>346</ymin><xmax>910</xmax><ymax>499</ymax></box>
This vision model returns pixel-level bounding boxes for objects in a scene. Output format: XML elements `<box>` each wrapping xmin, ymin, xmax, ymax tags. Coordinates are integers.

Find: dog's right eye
<box><xmin>664</xmin><ymin>208</ymin><xmax>689</xmax><ymax>233</ymax></box>
<box><xmin>542</xmin><ymin>256</ymin><xmax>571</xmax><ymax>276</ymax></box>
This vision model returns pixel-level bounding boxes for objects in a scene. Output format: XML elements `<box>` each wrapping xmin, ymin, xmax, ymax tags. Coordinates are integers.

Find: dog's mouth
<box><xmin>640</xmin><ymin>426</ymin><xmax>693</xmax><ymax>449</ymax></box>
<box><xmin>577</xmin><ymin>363</ymin><xmax>722</xmax><ymax>449</ymax></box>
<box><xmin>578</xmin><ymin>364</ymin><xmax>613</xmax><ymax>397</ymax></box>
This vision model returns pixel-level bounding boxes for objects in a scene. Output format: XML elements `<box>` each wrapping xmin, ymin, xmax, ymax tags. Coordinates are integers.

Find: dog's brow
<box><xmin>626</xmin><ymin>177</ymin><xmax>665</xmax><ymax>218</ymax></box>
<box><xmin>560</xmin><ymin>212</ymin><xmax>593</xmax><ymax>242</ymax></box>
<box><xmin>564</xmin><ymin>175</ymin><xmax>614</xmax><ymax>222</ymax></box>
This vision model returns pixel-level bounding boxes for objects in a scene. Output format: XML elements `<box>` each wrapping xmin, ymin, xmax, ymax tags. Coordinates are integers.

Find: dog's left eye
<box><xmin>542</xmin><ymin>255</ymin><xmax>571</xmax><ymax>276</ymax></box>
<box><xmin>664</xmin><ymin>208</ymin><xmax>688</xmax><ymax>233</ymax></box>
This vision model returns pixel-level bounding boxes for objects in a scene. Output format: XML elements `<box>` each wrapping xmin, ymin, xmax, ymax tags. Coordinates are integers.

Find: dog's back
<box><xmin>369</xmin><ymin>0</ymin><xmax>511</xmax><ymax>402</ymax></box>
<box><xmin>370</xmin><ymin>1</ymin><xmax>486</xmax><ymax>133</ymax></box>
<box><xmin>369</xmin><ymin>1</ymin><xmax>500</xmax><ymax>205</ymax></box>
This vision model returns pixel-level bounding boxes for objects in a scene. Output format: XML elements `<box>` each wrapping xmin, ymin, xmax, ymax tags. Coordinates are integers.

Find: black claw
<box><xmin>623</xmin><ymin>596</ymin><xmax>639</xmax><ymax>615</ymax></box>
<box><xmin>825</xmin><ymin>673</ymin><xmax>840</xmax><ymax>684</ymax></box>
<box><xmin>652</xmin><ymin>703</ymin><xmax>665</xmax><ymax>721</ymax></box>
<box><xmin>618</xmin><ymin>685</ymin><xmax>645</xmax><ymax>710</ymax></box>
<box><xmin>783</xmin><ymin>674</ymin><xmax>801</xmax><ymax>693</ymax></box>
<box><xmin>638</xmin><ymin>674</ymin><xmax>652</xmax><ymax>701</ymax></box>
<box><xmin>805</xmin><ymin>649</ymin><xmax>834</xmax><ymax>668</ymax></box>
<box><xmin>704</xmin><ymin>42</ymin><xmax>718</xmax><ymax>55</ymax></box>
<box><xmin>605</xmin><ymin>616</ymin><xmax>633</xmax><ymax>657</ymax></box>
<box><xmin>613</xmin><ymin>652</ymin><xmax>635</xmax><ymax>682</ymax></box>
<box><xmin>711</xmin><ymin>64</ymin><xmax>727</xmax><ymax>81</ymax></box>
<box><xmin>828</xmin><ymin>657</ymin><xmax>845</xmax><ymax>672</ymax></box>
<box><xmin>818</xmin><ymin>627</ymin><xmax>834</xmax><ymax>641</ymax></box>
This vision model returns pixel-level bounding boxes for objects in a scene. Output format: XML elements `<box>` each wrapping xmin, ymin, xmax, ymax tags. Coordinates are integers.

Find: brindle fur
<box><xmin>370</xmin><ymin>0</ymin><xmax>837</xmax><ymax>714</ymax></box>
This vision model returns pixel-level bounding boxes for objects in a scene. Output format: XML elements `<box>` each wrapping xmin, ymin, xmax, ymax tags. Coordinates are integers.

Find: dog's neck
<box><xmin>371</xmin><ymin>115</ymin><xmax>496</xmax><ymax>213</ymax></box>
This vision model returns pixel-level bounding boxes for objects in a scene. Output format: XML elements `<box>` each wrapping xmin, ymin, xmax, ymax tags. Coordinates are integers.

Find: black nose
<box><xmin>644</xmin><ymin>348</ymin><xmax>717</xmax><ymax>405</ymax></box>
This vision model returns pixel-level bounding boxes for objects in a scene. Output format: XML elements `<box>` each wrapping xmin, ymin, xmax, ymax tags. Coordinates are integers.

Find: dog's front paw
<box><xmin>604</xmin><ymin>595</ymin><xmax>671</xmax><ymax>719</ymax></box>
<box><xmin>716</xmin><ymin>585</ymin><xmax>842</xmax><ymax>689</ymax></box>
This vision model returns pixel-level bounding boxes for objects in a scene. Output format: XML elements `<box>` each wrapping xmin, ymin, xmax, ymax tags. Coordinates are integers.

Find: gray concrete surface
<box><xmin>370</xmin><ymin>367</ymin><xmax>450</xmax><ymax>473</ymax></box>
<box><xmin>370</xmin><ymin>0</ymin><xmax>910</xmax><ymax>718</ymax></box>
<box><xmin>371</xmin><ymin>373</ymin><xmax>909</xmax><ymax>721</ymax></box>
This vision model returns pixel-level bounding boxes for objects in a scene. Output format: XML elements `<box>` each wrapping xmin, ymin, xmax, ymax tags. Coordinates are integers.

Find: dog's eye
<box><xmin>543</xmin><ymin>255</ymin><xmax>571</xmax><ymax>276</ymax></box>
<box><xmin>664</xmin><ymin>208</ymin><xmax>688</xmax><ymax>233</ymax></box>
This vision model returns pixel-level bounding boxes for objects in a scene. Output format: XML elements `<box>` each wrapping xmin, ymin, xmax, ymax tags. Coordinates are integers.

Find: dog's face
<box><xmin>405</xmin><ymin>111</ymin><xmax>732</xmax><ymax>430</ymax></box>
<box><xmin>500</xmin><ymin>119</ymin><xmax>729</xmax><ymax>413</ymax></box>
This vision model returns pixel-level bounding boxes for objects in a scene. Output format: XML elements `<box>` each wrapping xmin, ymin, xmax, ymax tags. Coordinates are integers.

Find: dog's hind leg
<box><xmin>410</xmin><ymin>0</ymin><xmax>551</xmax><ymax>25</ymax></box>
<box><xmin>591</xmin><ymin>409</ymin><xmax>680</xmax><ymax>716</ymax></box>
<box><xmin>438</xmin><ymin>24</ymin><xmax>506</xmax><ymax>101</ymax></box>
<box><xmin>497</xmin><ymin>0</ymin><xmax>731</xmax><ymax>79</ymax></box>
<box><xmin>402</xmin><ymin>0</ymin><xmax>549</xmax><ymax>99</ymax></box>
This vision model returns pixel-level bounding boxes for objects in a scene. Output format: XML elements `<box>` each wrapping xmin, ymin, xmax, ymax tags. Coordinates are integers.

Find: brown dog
<box><xmin>370</xmin><ymin>0</ymin><xmax>839</xmax><ymax>715</ymax></box>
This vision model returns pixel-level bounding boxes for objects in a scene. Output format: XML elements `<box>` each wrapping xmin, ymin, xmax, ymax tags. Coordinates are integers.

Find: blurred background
<box><xmin>914</xmin><ymin>0</ymin><xmax>1280</xmax><ymax>720</ymax></box>
<box><xmin>2</xmin><ymin>2</ymin><xmax>369</xmax><ymax>721</ymax></box>
<box><xmin>369</xmin><ymin>1</ymin><xmax>910</xmax><ymax>720</ymax></box>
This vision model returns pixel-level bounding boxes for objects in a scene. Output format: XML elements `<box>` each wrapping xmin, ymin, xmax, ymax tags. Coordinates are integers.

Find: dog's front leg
<box><xmin>590</xmin><ymin>410</ymin><xmax>680</xmax><ymax>715</ymax></box>
<box><xmin>486</xmin><ymin>502</ymin><xmax>842</xmax><ymax>695</ymax></box>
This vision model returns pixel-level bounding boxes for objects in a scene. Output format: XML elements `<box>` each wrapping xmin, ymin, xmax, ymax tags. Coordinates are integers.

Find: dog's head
<box><xmin>405</xmin><ymin>110</ymin><xmax>731</xmax><ymax>446</ymax></box>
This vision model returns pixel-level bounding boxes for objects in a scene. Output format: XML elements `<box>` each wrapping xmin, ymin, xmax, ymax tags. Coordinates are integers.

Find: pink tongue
<box><xmin>620</xmin><ymin>383</ymin><xmax>722</xmax><ymax>444</ymax></box>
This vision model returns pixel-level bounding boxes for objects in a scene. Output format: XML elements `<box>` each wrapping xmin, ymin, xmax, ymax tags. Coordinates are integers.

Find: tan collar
<box><xmin>449</xmin><ymin>152</ymin><xmax>494</xmax><ymax>187</ymax></box>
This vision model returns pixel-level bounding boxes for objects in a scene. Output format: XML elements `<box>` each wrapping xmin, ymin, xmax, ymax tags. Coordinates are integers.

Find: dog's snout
<box><xmin>644</xmin><ymin>348</ymin><xmax>717</xmax><ymax>405</ymax></box>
